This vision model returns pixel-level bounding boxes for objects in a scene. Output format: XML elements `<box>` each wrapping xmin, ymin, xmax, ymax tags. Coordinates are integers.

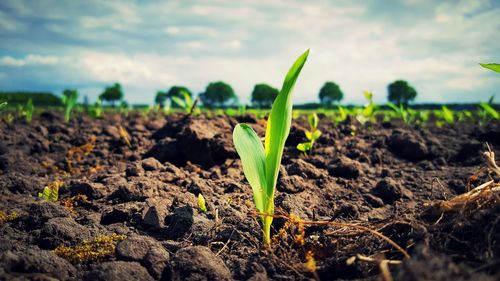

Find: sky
<box><xmin>0</xmin><ymin>0</ymin><xmax>499</xmax><ymax>105</ymax></box>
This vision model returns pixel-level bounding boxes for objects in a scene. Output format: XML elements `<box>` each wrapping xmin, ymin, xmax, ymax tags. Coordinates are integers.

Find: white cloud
<box><xmin>0</xmin><ymin>0</ymin><xmax>498</xmax><ymax>104</ymax></box>
<box><xmin>0</xmin><ymin>54</ymin><xmax>60</xmax><ymax>66</ymax></box>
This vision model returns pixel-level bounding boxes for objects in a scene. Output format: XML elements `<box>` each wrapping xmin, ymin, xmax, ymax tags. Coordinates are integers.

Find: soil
<box><xmin>0</xmin><ymin>111</ymin><xmax>499</xmax><ymax>281</ymax></box>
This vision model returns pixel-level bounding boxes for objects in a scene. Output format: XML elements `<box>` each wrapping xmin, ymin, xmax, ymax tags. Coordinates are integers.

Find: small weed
<box><xmin>53</xmin><ymin>233</ymin><xmax>127</xmax><ymax>264</ymax></box>
<box><xmin>0</xmin><ymin>211</ymin><xmax>18</xmax><ymax>225</ymax></box>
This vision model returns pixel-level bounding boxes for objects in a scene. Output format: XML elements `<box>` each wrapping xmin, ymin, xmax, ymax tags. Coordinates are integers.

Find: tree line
<box><xmin>0</xmin><ymin>79</ymin><xmax>418</xmax><ymax>108</ymax></box>
<box><xmin>155</xmin><ymin>79</ymin><xmax>418</xmax><ymax>108</ymax></box>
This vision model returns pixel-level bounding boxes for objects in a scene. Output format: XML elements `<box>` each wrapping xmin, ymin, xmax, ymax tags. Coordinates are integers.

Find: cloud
<box><xmin>0</xmin><ymin>54</ymin><xmax>60</xmax><ymax>66</ymax></box>
<box><xmin>0</xmin><ymin>0</ymin><xmax>498</xmax><ymax>105</ymax></box>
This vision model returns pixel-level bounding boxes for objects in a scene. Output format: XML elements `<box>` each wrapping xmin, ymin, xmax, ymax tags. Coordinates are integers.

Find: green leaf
<box><xmin>479</xmin><ymin>102</ymin><xmax>499</xmax><ymax>119</ymax></box>
<box><xmin>264</xmin><ymin>49</ymin><xmax>309</xmax><ymax>203</ymax></box>
<box><xmin>441</xmin><ymin>106</ymin><xmax>454</xmax><ymax>123</ymax></box>
<box><xmin>386</xmin><ymin>102</ymin><xmax>399</xmax><ymax>113</ymax></box>
<box><xmin>307</xmin><ymin>113</ymin><xmax>319</xmax><ymax>129</ymax></box>
<box><xmin>197</xmin><ymin>194</ymin><xmax>207</xmax><ymax>213</ymax></box>
<box><xmin>311</xmin><ymin>129</ymin><xmax>321</xmax><ymax>140</ymax></box>
<box><xmin>296</xmin><ymin>142</ymin><xmax>311</xmax><ymax>152</ymax></box>
<box><xmin>232</xmin><ymin>123</ymin><xmax>267</xmax><ymax>212</ymax></box>
<box><xmin>171</xmin><ymin>96</ymin><xmax>186</xmax><ymax>109</ymax></box>
<box><xmin>479</xmin><ymin>63</ymin><xmax>500</xmax><ymax>73</ymax></box>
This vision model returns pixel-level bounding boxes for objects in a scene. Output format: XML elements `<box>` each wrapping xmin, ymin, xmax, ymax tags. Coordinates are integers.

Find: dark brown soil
<box><xmin>0</xmin><ymin>111</ymin><xmax>499</xmax><ymax>280</ymax></box>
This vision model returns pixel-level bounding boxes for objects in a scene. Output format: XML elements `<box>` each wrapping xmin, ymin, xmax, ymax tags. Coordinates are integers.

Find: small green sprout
<box><xmin>0</xmin><ymin>101</ymin><xmax>7</xmax><ymax>110</ymax></box>
<box><xmin>38</xmin><ymin>180</ymin><xmax>63</xmax><ymax>202</ymax></box>
<box><xmin>297</xmin><ymin>112</ymin><xmax>322</xmax><ymax>155</ymax></box>
<box><xmin>479</xmin><ymin>102</ymin><xmax>499</xmax><ymax>120</ymax></box>
<box><xmin>89</xmin><ymin>98</ymin><xmax>103</xmax><ymax>118</ymax></box>
<box><xmin>356</xmin><ymin>90</ymin><xmax>378</xmax><ymax>124</ymax></box>
<box><xmin>62</xmin><ymin>90</ymin><xmax>79</xmax><ymax>122</ymax></box>
<box><xmin>197</xmin><ymin>194</ymin><xmax>207</xmax><ymax>213</ymax></box>
<box><xmin>479</xmin><ymin>63</ymin><xmax>500</xmax><ymax>73</ymax></box>
<box><xmin>387</xmin><ymin>102</ymin><xmax>409</xmax><ymax>124</ymax></box>
<box><xmin>171</xmin><ymin>90</ymin><xmax>193</xmax><ymax>113</ymax></box>
<box><xmin>232</xmin><ymin>49</ymin><xmax>309</xmax><ymax>246</ymax></box>
<box><xmin>441</xmin><ymin>106</ymin><xmax>454</xmax><ymax>123</ymax></box>
<box><xmin>238</xmin><ymin>104</ymin><xmax>247</xmax><ymax>116</ymax></box>
<box><xmin>333</xmin><ymin>104</ymin><xmax>348</xmax><ymax>124</ymax></box>
<box><xmin>25</xmin><ymin>98</ymin><xmax>34</xmax><ymax>123</ymax></box>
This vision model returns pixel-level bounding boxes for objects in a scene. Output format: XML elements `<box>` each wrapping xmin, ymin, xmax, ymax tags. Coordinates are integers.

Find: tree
<box><xmin>199</xmin><ymin>81</ymin><xmax>237</xmax><ymax>108</ymax></box>
<box><xmin>319</xmin><ymin>82</ymin><xmax>343</xmax><ymax>107</ymax></box>
<box><xmin>387</xmin><ymin>80</ymin><xmax>417</xmax><ymax>106</ymax></box>
<box><xmin>251</xmin><ymin>84</ymin><xmax>279</xmax><ymax>108</ymax></box>
<box><xmin>100</xmin><ymin>83</ymin><xmax>123</xmax><ymax>106</ymax></box>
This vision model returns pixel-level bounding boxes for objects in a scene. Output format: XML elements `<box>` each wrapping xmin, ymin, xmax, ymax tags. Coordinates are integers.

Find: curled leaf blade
<box><xmin>232</xmin><ymin>123</ymin><xmax>267</xmax><ymax>212</ymax></box>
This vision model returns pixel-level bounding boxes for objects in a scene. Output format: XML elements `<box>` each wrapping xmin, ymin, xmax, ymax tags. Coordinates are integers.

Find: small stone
<box><xmin>165</xmin><ymin>206</ymin><xmax>194</xmax><ymax>240</ymax></box>
<box><xmin>277</xmin><ymin>175</ymin><xmax>311</xmax><ymax>193</ymax></box>
<box><xmin>125</xmin><ymin>162</ymin><xmax>144</xmax><ymax>177</ymax></box>
<box><xmin>167</xmin><ymin>246</ymin><xmax>231</xmax><ymax>281</ymax></box>
<box><xmin>1</xmin><ymin>248</ymin><xmax>76</xmax><ymax>280</ymax></box>
<box><xmin>85</xmin><ymin>261</ymin><xmax>154</xmax><ymax>281</ymax></box>
<box><xmin>364</xmin><ymin>194</ymin><xmax>385</xmax><ymax>208</ymax></box>
<box><xmin>328</xmin><ymin>156</ymin><xmax>363</xmax><ymax>179</ymax></box>
<box><xmin>116</xmin><ymin>235</ymin><xmax>163</xmax><ymax>262</ymax></box>
<box><xmin>141</xmin><ymin>157</ymin><xmax>163</xmax><ymax>171</ymax></box>
<box><xmin>38</xmin><ymin>217</ymin><xmax>92</xmax><ymax>249</ymax></box>
<box><xmin>372</xmin><ymin>178</ymin><xmax>413</xmax><ymax>203</ymax></box>
<box><xmin>287</xmin><ymin>159</ymin><xmax>323</xmax><ymax>179</ymax></box>
<box><xmin>141</xmin><ymin>199</ymin><xmax>171</xmax><ymax>229</ymax></box>
<box><xmin>388</xmin><ymin>130</ymin><xmax>428</xmax><ymax>161</ymax></box>
<box><xmin>100</xmin><ymin>207</ymin><xmax>131</xmax><ymax>225</ymax></box>
<box><xmin>144</xmin><ymin>247</ymin><xmax>170</xmax><ymax>279</ymax></box>
<box><xmin>69</xmin><ymin>181</ymin><xmax>107</xmax><ymax>199</ymax></box>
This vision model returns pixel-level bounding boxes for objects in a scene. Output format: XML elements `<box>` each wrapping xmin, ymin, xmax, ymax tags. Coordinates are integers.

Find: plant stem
<box><xmin>262</xmin><ymin>215</ymin><xmax>273</xmax><ymax>246</ymax></box>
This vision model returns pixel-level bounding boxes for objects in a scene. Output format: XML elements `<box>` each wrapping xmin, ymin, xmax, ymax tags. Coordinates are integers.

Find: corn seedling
<box><xmin>38</xmin><ymin>180</ymin><xmax>63</xmax><ymax>202</ymax></box>
<box><xmin>437</xmin><ymin>106</ymin><xmax>454</xmax><ymax>126</ymax></box>
<box><xmin>332</xmin><ymin>104</ymin><xmax>348</xmax><ymax>125</ymax></box>
<box><xmin>171</xmin><ymin>90</ymin><xmax>194</xmax><ymax>113</ymax></box>
<box><xmin>386</xmin><ymin>102</ymin><xmax>409</xmax><ymax>124</ymax></box>
<box><xmin>25</xmin><ymin>98</ymin><xmax>34</xmax><ymax>123</ymax></box>
<box><xmin>232</xmin><ymin>49</ymin><xmax>309</xmax><ymax>246</ymax></box>
<box><xmin>297</xmin><ymin>112</ymin><xmax>322</xmax><ymax>155</ymax></box>
<box><xmin>62</xmin><ymin>90</ymin><xmax>79</xmax><ymax>122</ymax></box>
<box><xmin>479</xmin><ymin>62</ymin><xmax>500</xmax><ymax>73</ymax></box>
<box><xmin>89</xmin><ymin>98</ymin><xmax>103</xmax><ymax>118</ymax></box>
<box><xmin>198</xmin><ymin>194</ymin><xmax>207</xmax><ymax>213</ymax></box>
<box><xmin>118</xmin><ymin>125</ymin><xmax>132</xmax><ymax>148</ymax></box>
<box><xmin>356</xmin><ymin>90</ymin><xmax>378</xmax><ymax>124</ymax></box>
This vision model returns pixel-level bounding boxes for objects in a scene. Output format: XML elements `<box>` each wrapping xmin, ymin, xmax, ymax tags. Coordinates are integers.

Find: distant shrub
<box><xmin>0</xmin><ymin>92</ymin><xmax>62</xmax><ymax>106</ymax></box>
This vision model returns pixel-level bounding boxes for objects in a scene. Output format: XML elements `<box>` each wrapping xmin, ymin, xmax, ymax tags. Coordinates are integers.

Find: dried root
<box><xmin>427</xmin><ymin>147</ymin><xmax>500</xmax><ymax>215</ymax></box>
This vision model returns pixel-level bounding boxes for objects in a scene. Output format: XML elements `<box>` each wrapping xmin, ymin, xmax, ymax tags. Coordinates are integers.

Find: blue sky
<box><xmin>0</xmin><ymin>0</ymin><xmax>499</xmax><ymax>105</ymax></box>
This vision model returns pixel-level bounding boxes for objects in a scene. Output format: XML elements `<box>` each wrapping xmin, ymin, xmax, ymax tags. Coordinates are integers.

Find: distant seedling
<box><xmin>0</xmin><ymin>101</ymin><xmax>7</xmax><ymax>110</ymax></box>
<box><xmin>297</xmin><ymin>112</ymin><xmax>322</xmax><ymax>155</ymax></box>
<box><xmin>38</xmin><ymin>180</ymin><xmax>63</xmax><ymax>202</ymax></box>
<box><xmin>25</xmin><ymin>98</ymin><xmax>34</xmax><ymax>123</ymax></box>
<box><xmin>171</xmin><ymin>90</ymin><xmax>195</xmax><ymax>114</ymax></box>
<box><xmin>62</xmin><ymin>90</ymin><xmax>79</xmax><ymax>122</ymax></box>
<box><xmin>233</xmin><ymin>49</ymin><xmax>309</xmax><ymax>246</ymax></box>
<box><xmin>356</xmin><ymin>90</ymin><xmax>378</xmax><ymax>124</ymax></box>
